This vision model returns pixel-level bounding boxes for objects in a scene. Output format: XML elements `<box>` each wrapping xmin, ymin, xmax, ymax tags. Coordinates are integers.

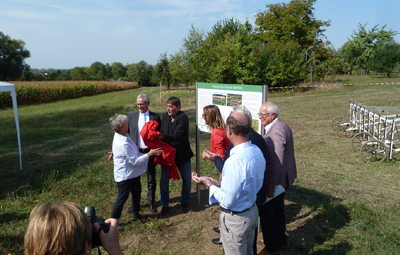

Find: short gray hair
<box><xmin>109</xmin><ymin>114</ymin><xmax>127</xmax><ymax>133</ymax></box>
<box><xmin>232</xmin><ymin>105</ymin><xmax>252</xmax><ymax>119</ymax></box>
<box><xmin>137</xmin><ymin>94</ymin><xmax>150</xmax><ymax>103</ymax></box>
<box><xmin>265</xmin><ymin>101</ymin><xmax>279</xmax><ymax>118</ymax></box>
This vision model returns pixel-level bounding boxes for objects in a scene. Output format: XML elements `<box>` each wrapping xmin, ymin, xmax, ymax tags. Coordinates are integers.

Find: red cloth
<box><xmin>140</xmin><ymin>120</ymin><xmax>180</xmax><ymax>180</ymax></box>
<box><xmin>210</xmin><ymin>127</ymin><xmax>231</xmax><ymax>160</ymax></box>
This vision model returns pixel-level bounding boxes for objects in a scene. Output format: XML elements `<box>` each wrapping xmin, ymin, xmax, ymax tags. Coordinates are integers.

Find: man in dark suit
<box><xmin>257</xmin><ymin>102</ymin><xmax>297</xmax><ymax>255</ymax></box>
<box><xmin>158</xmin><ymin>96</ymin><xmax>194</xmax><ymax>215</ymax></box>
<box><xmin>127</xmin><ymin>94</ymin><xmax>161</xmax><ymax>213</ymax></box>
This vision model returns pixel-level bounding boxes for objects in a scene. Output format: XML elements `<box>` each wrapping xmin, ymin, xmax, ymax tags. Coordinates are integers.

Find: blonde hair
<box><xmin>203</xmin><ymin>105</ymin><xmax>226</xmax><ymax>131</ymax></box>
<box><xmin>24</xmin><ymin>202</ymin><xmax>92</xmax><ymax>255</ymax></box>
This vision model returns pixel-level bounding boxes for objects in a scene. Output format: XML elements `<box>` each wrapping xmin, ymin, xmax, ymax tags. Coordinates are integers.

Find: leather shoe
<box><xmin>181</xmin><ymin>203</ymin><xmax>190</xmax><ymax>213</ymax></box>
<box><xmin>279</xmin><ymin>245</ymin><xmax>288</xmax><ymax>250</ymax></box>
<box><xmin>161</xmin><ymin>206</ymin><xmax>169</xmax><ymax>215</ymax></box>
<box><xmin>149</xmin><ymin>203</ymin><xmax>157</xmax><ymax>213</ymax></box>
<box><xmin>212</xmin><ymin>227</ymin><xmax>220</xmax><ymax>233</ymax></box>
<box><xmin>257</xmin><ymin>248</ymin><xmax>279</xmax><ymax>255</ymax></box>
<box><xmin>211</xmin><ymin>238</ymin><xmax>222</xmax><ymax>245</ymax></box>
<box><xmin>133</xmin><ymin>213</ymin><xmax>145</xmax><ymax>222</ymax></box>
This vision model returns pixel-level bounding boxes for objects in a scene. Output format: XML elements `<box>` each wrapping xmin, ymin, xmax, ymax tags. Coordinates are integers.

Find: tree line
<box><xmin>1</xmin><ymin>0</ymin><xmax>400</xmax><ymax>87</ymax></box>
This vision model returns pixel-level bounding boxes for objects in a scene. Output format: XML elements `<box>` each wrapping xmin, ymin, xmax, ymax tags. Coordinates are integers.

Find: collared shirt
<box><xmin>264</xmin><ymin>117</ymin><xmax>279</xmax><ymax>134</ymax></box>
<box><xmin>137</xmin><ymin>110</ymin><xmax>149</xmax><ymax>149</ymax></box>
<box><xmin>209</xmin><ymin>141</ymin><xmax>266</xmax><ymax>212</ymax></box>
<box><xmin>112</xmin><ymin>132</ymin><xmax>148</xmax><ymax>182</ymax></box>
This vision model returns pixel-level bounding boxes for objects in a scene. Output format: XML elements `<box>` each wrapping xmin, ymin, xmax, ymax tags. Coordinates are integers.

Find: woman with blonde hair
<box><xmin>201</xmin><ymin>105</ymin><xmax>231</xmax><ymax>246</ymax></box>
<box><xmin>202</xmin><ymin>105</ymin><xmax>231</xmax><ymax>161</ymax></box>
<box><xmin>24</xmin><ymin>201</ymin><xmax>124</xmax><ymax>255</ymax></box>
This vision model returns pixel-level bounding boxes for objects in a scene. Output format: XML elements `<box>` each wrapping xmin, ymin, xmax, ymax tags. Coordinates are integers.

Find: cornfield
<box><xmin>0</xmin><ymin>81</ymin><xmax>139</xmax><ymax>109</ymax></box>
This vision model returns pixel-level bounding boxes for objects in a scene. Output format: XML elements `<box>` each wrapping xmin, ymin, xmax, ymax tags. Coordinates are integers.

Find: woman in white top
<box><xmin>109</xmin><ymin>114</ymin><xmax>161</xmax><ymax>225</ymax></box>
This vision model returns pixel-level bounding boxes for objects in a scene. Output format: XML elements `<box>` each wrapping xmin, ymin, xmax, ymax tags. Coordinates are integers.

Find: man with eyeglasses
<box><xmin>257</xmin><ymin>102</ymin><xmax>297</xmax><ymax>255</ymax></box>
<box><xmin>126</xmin><ymin>94</ymin><xmax>161</xmax><ymax>215</ymax></box>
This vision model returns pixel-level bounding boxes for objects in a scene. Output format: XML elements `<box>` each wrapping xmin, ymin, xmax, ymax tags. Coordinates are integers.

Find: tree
<box><xmin>169</xmin><ymin>49</ymin><xmax>194</xmax><ymax>86</ymax></box>
<box><xmin>87</xmin><ymin>61</ymin><xmax>106</xmax><ymax>80</ymax></box>
<box><xmin>19</xmin><ymin>70</ymin><xmax>33</xmax><ymax>81</ymax></box>
<box><xmin>0</xmin><ymin>32</ymin><xmax>31</xmax><ymax>81</ymax></box>
<box><xmin>111</xmin><ymin>62</ymin><xmax>126</xmax><ymax>80</ymax></box>
<box><xmin>304</xmin><ymin>39</ymin><xmax>331</xmax><ymax>84</ymax></box>
<box><xmin>153</xmin><ymin>52</ymin><xmax>171</xmax><ymax>89</ymax></box>
<box><xmin>254</xmin><ymin>0</ymin><xmax>331</xmax><ymax>85</ymax></box>
<box><xmin>264</xmin><ymin>42</ymin><xmax>307</xmax><ymax>86</ymax></box>
<box><xmin>181</xmin><ymin>25</ymin><xmax>207</xmax><ymax>82</ymax></box>
<box><xmin>319</xmin><ymin>48</ymin><xmax>349</xmax><ymax>78</ymax></box>
<box><xmin>368</xmin><ymin>41</ymin><xmax>400</xmax><ymax>77</ymax></box>
<box><xmin>70</xmin><ymin>67</ymin><xmax>86</xmax><ymax>80</ymax></box>
<box><xmin>254</xmin><ymin>0</ymin><xmax>330</xmax><ymax>51</ymax></box>
<box><xmin>57</xmin><ymin>70</ymin><xmax>71</xmax><ymax>81</ymax></box>
<box><xmin>126</xmin><ymin>61</ymin><xmax>154</xmax><ymax>86</ymax></box>
<box><xmin>191</xmin><ymin>19</ymin><xmax>258</xmax><ymax>84</ymax></box>
<box><xmin>341</xmin><ymin>23</ymin><xmax>398</xmax><ymax>74</ymax></box>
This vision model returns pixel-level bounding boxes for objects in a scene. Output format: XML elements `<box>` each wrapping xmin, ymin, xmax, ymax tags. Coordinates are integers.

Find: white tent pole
<box><xmin>11</xmin><ymin>87</ymin><xmax>23</xmax><ymax>170</ymax></box>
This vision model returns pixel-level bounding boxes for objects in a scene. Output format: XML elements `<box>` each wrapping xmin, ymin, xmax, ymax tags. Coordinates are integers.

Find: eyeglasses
<box><xmin>257</xmin><ymin>112</ymin><xmax>273</xmax><ymax>118</ymax></box>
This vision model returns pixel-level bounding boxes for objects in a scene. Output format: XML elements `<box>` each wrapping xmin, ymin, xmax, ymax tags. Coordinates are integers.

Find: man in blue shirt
<box><xmin>193</xmin><ymin>111</ymin><xmax>266</xmax><ymax>255</ymax></box>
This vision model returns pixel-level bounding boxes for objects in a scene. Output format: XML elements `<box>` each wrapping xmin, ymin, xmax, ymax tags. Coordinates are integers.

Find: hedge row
<box><xmin>0</xmin><ymin>81</ymin><xmax>139</xmax><ymax>109</ymax></box>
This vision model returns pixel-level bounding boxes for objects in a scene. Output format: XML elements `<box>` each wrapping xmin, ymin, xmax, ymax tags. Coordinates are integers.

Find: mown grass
<box><xmin>1</xmin><ymin>79</ymin><xmax>400</xmax><ymax>254</ymax></box>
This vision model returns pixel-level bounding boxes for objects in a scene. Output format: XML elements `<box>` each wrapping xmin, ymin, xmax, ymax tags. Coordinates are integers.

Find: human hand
<box><xmin>266</xmin><ymin>192</ymin><xmax>275</xmax><ymax>198</ymax></box>
<box><xmin>148</xmin><ymin>148</ymin><xmax>162</xmax><ymax>157</ymax></box>
<box><xmin>108</xmin><ymin>152</ymin><xmax>114</xmax><ymax>161</ymax></box>
<box><xmin>203</xmin><ymin>149</ymin><xmax>217</xmax><ymax>160</ymax></box>
<box><xmin>94</xmin><ymin>218</ymin><xmax>124</xmax><ymax>255</ymax></box>
<box><xmin>157</xmin><ymin>135</ymin><xmax>164</xmax><ymax>140</ymax></box>
<box><xmin>191</xmin><ymin>172</ymin><xmax>201</xmax><ymax>184</ymax></box>
<box><xmin>204</xmin><ymin>176</ymin><xmax>220</xmax><ymax>187</ymax></box>
<box><xmin>191</xmin><ymin>172</ymin><xmax>209</xmax><ymax>185</ymax></box>
<box><xmin>202</xmin><ymin>150</ymin><xmax>208</xmax><ymax>160</ymax></box>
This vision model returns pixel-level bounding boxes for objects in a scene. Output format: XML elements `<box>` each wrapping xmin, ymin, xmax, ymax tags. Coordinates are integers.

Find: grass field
<box><xmin>1</xmin><ymin>78</ymin><xmax>400</xmax><ymax>254</ymax></box>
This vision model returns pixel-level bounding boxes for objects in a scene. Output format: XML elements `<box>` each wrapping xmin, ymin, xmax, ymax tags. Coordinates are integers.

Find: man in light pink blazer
<box><xmin>257</xmin><ymin>101</ymin><xmax>297</xmax><ymax>255</ymax></box>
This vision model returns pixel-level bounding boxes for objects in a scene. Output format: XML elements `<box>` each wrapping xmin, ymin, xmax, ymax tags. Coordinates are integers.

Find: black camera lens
<box><xmin>84</xmin><ymin>206</ymin><xmax>110</xmax><ymax>247</ymax></box>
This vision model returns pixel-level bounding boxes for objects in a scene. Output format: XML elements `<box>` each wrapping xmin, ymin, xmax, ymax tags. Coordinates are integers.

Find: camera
<box><xmin>85</xmin><ymin>206</ymin><xmax>110</xmax><ymax>247</ymax></box>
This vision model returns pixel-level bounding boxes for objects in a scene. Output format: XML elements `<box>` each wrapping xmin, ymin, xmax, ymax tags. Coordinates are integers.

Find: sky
<box><xmin>1</xmin><ymin>0</ymin><xmax>400</xmax><ymax>70</ymax></box>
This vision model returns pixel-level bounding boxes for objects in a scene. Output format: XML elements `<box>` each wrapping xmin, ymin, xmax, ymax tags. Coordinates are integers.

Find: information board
<box><xmin>196</xmin><ymin>82</ymin><xmax>267</xmax><ymax>134</ymax></box>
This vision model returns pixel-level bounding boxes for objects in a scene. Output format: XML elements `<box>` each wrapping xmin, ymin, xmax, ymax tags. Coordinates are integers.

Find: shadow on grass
<box><xmin>0</xmin><ymin>212</ymin><xmax>29</xmax><ymax>225</ymax></box>
<box><xmin>285</xmin><ymin>185</ymin><xmax>351</xmax><ymax>254</ymax></box>
<box><xmin>185</xmin><ymin>184</ymin><xmax>352</xmax><ymax>255</ymax></box>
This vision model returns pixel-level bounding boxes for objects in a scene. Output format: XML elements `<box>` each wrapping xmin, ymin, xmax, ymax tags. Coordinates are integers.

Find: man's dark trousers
<box><xmin>259</xmin><ymin>192</ymin><xmax>287</xmax><ymax>253</ymax></box>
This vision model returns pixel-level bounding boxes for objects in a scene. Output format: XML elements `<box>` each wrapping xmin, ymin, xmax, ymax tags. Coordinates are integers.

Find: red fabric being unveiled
<box><xmin>140</xmin><ymin>120</ymin><xmax>180</xmax><ymax>180</ymax></box>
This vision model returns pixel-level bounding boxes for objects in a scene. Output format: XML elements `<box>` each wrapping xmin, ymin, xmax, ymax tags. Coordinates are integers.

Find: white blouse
<box><xmin>112</xmin><ymin>132</ymin><xmax>149</xmax><ymax>182</ymax></box>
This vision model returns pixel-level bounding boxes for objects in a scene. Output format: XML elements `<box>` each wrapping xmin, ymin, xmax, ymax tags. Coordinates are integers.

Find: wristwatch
<box><xmin>206</xmin><ymin>182</ymin><xmax>213</xmax><ymax>189</ymax></box>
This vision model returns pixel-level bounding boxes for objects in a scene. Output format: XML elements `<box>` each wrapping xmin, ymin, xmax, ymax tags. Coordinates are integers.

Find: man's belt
<box><xmin>220</xmin><ymin>203</ymin><xmax>254</xmax><ymax>215</ymax></box>
<box><xmin>139</xmin><ymin>148</ymin><xmax>150</xmax><ymax>153</ymax></box>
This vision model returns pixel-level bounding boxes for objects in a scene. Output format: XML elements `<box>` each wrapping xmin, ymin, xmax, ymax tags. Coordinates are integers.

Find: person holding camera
<box><xmin>24</xmin><ymin>201</ymin><xmax>124</xmax><ymax>255</ymax></box>
<box><xmin>109</xmin><ymin>114</ymin><xmax>162</xmax><ymax>223</ymax></box>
